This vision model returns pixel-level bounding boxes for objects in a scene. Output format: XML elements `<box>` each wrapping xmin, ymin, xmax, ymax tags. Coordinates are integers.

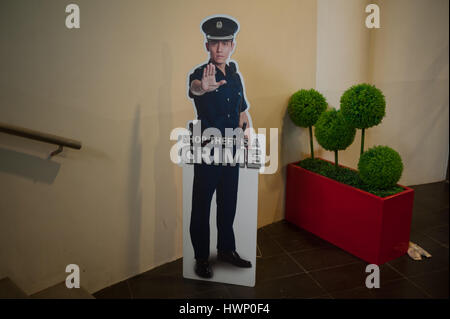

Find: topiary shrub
<box><xmin>288</xmin><ymin>89</ymin><xmax>327</xmax><ymax>159</ymax></box>
<box><xmin>314</xmin><ymin>108</ymin><xmax>356</xmax><ymax>167</ymax></box>
<box><xmin>340</xmin><ymin>83</ymin><xmax>386</xmax><ymax>155</ymax></box>
<box><xmin>358</xmin><ymin>145</ymin><xmax>403</xmax><ymax>189</ymax></box>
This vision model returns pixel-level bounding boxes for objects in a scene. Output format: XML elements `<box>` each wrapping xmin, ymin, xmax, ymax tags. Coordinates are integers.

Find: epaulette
<box><xmin>229</xmin><ymin>61</ymin><xmax>237</xmax><ymax>74</ymax></box>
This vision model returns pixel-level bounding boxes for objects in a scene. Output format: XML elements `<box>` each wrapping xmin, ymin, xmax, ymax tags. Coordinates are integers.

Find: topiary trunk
<box><xmin>309</xmin><ymin>126</ymin><xmax>314</xmax><ymax>159</ymax></box>
<box><xmin>335</xmin><ymin>150</ymin><xmax>338</xmax><ymax>168</ymax></box>
<box><xmin>360</xmin><ymin>128</ymin><xmax>365</xmax><ymax>156</ymax></box>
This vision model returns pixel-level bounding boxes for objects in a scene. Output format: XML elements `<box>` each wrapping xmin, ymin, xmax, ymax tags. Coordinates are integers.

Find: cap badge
<box><xmin>216</xmin><ymin>21</ymin><xmax>223</xmax><ymax>29</ymax></box>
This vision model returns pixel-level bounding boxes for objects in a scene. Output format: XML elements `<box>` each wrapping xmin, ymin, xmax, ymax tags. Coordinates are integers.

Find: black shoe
<box><xmin>194</xmin><ymin>259</ymin><xmax>213</xmax><ymax>278</ymax></box>
<box><xmin>217</xmin><ymin>250</ymin><xmax>252</xmax><ymax>268</ymax></box>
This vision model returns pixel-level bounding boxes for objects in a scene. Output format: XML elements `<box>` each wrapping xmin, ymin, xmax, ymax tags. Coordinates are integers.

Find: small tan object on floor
<box><xmin>407</xmin><ymin>241</ymin><xmax>432</xmax><ymax>260</ymax></box>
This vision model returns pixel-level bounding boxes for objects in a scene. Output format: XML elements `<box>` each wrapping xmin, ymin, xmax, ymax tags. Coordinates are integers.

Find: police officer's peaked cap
<box><xmin>202</xmin><ymin>17</ymin><xmax>238</xmax><ymax>41</ymax></box>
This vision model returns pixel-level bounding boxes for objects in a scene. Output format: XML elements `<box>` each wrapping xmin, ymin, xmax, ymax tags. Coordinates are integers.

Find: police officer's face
<box><xmin>206</xmin><ymin>40</ymin><xmax>234</xmax><ymax>65</ymax></box>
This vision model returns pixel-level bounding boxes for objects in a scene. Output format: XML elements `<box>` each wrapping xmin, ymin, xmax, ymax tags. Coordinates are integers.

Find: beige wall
<box><xmin>315</xmin><ymin>0</ymin><xmax>372</xmax><ymax>167</ymax></box>
<box><xmin>315</xmin><ymin>0</ymin><xmax>449</xmax><ymax>186</ymax></box>
<box><xmin>0</xmin><ymin>0</ymin><xmax>317</xmax><ymax>294</ymax></box>
<box><xmin>369</xmin><ymin>0</ymin><xmax>449</xmax><ymax>185</ymax></box>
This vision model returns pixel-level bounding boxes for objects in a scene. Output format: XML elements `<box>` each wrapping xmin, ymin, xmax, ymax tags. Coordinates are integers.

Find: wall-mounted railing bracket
<box><xmin>50</xmin><ymin>145</ymin><xmax>64</xmax><ymax>157</ymax></box>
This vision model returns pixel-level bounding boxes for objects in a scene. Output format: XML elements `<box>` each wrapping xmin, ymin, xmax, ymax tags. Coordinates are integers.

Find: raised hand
<box><xmin>201</xmin><ymin>63</ymin><xmax>227</xmax><ymax>92</ymax></box>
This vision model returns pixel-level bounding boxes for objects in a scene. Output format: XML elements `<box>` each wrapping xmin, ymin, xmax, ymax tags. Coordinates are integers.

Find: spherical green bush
<box><xmin>288</xmin><ymin>89</ymin><xmax>327</xmax><ymax>128</ymax></box>
<box><xmin>358</xmin><ymin>146</ymin><xmax>403</xmax><ymax>189</ymax></box>
<box><xmin>340</xmin><ymin>83</ymin><xmax>386</xmax><ymax>129</ymax></box>
<box><xmin>314</xmin><ymin>109</ymin><xmax>356</xmax><ymax>151</ymax></box>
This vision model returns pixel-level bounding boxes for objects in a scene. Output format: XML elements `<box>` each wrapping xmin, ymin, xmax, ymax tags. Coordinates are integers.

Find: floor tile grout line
<box><xmin>275</xmin><ymin>238</ymin><xmax>333</xmax><ymax>299</ymax></box>
<box><xmin>300</xmin><ymin>260</ymin><xmax>405</xmax><ymax>297</ymax></box>
<box><xmin>406</xmin><ymin>266</ymin><xmax>449</xmax><ymax>280</ymax></box>
<box><xmin>257</xmin><ymin>245</ymin><xmax>330</xmax><ymax>260</ymax></box>
<box><xmin>400</xmin><ymin>277</ymin><xmax>433</xmax><ymax>298</ymax></box>
<box><xmin>307</xmin><ymin>292</ymin><xmax>334</xmax><ymax>299</ymax></box>
<box><xmin>413</xmin><ymin>205</ymin><xmax>450</xmax><ymax>215</ymax></box>
<box><xmin>258</xmin><ymin>252</ymin><xmax>288</xmax><ymax>260</ymax></box>
<box><xmin>265</xmin><ymin>228</ymin><xmax>375</xmax><ymax>266</ymax></box>
<box><xmin>255</xmin><ymin>240</ymin><xmax>308</xmax><ymax>286</ymax></box>
<box><xmin>384</xmin><ymin>262</ymin><xmax>433</xmax><ymax>298</ymax></box>
<box><xmin>419</xmin><ymin>231</ymin><xmax>449</xmax><ymax>249</ymax></box>
<box><xmin>412</xmin><ymin>224</ymin><xmax>449</xmax><ymax>235</ymax></box>
<box><xmin>329</xmin><ymin>285</ymin><xmax>371</xmax><ymax>298</ymax></box>
<box><xmin>415</xmin><ymin>222</ymin><xmax>449</xmax><ymax>231</ymax></box>
<box><xmin>405</xmin><ymin>268</ymin><xmax>449</xmax><ymax>299</ymax></box>
<box><xmin>286</xmin><ymin>254</ymin><xmax>335</xmax><ymax>299</ymax></box>
<box><xmin>261</xmin><ymin>225</ymin><xmax>302</xmax><ymax>239</ymax></box>
<box><xmin>265</xmin><ymin>231</ymin><xmax>329</xmax><ymax>266</ymax></box>
<box><xmin>256</xmin><ymin>237</ymin><xmax>333</xmax><ymax>290</ymax></box>
<box><xmin>256</xmin><ymin>271</ymin><xmax>308</xmax><ymax>284</ymax></box>
<box><xmin>187</xmin><ymin>286</ymin><xmax>230</xmax><ymax>299</ymax></box>
<box><xmin>272</xmin><ymin>243</ymin><xmax>333</xmax><ymax>255</ymax></box>
<box><xmin>326</xmin><ymin>277</ymin><xmax>408</xmax><ymax>299</ymax></box>
<box><xmin>418</xmin><ymin>223</ymin><xmax>449</xmax><ymax>232</ymax></box>
<box><xmin>263</xmin><ymin>224</ymin><xmax>353</xmax><ymax>255</ymax></box>
<box><xmin>305</xmin><ymin>261</ymin><xmax>364</xmax><ymax>274</ymax></box>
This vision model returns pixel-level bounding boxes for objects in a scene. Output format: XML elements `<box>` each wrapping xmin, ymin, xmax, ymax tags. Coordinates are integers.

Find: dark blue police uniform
<box><xmin>188</xmin><ymin>61</ymin><xmax>248</xmax><ymax>260</ymax></box>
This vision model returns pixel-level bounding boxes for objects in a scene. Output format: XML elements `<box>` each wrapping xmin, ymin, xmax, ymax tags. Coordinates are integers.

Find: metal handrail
<box><xmin>0</xmin><ymin>121</ymin><xmax>82</xmax><ymax>157</ymax></box>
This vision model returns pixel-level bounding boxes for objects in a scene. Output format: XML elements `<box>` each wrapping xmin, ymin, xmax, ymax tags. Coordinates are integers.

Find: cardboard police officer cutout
<box><xmin>182</xmin><ymin>15</ymin><xmax>258</xmax><ymax>287</ymax></box>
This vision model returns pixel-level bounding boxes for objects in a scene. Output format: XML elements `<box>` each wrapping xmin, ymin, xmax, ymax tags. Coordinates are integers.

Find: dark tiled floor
<box><xmin>94</xmin><ymin>181</ymin><xmax>449</xmax><ymax>299</ymax></box>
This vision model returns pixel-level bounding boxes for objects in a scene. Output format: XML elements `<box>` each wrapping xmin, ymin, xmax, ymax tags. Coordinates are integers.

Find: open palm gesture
<box><xmin>201</xmin><ymin>63</ymin><xmax>227</xmax><ymax>92</ymax></box>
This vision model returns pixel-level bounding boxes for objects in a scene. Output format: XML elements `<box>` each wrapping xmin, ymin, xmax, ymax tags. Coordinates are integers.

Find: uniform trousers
<box><xmin>190</xmin><ymin>160</ymin><xmax>240</xmax><ymax>260</ymax></box>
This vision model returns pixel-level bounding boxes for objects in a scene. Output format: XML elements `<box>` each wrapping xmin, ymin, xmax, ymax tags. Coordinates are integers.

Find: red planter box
<box><xmin>285</xmin><ymin>158</ymin><xmax>414</xmax><ymax>265</ymax></box>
